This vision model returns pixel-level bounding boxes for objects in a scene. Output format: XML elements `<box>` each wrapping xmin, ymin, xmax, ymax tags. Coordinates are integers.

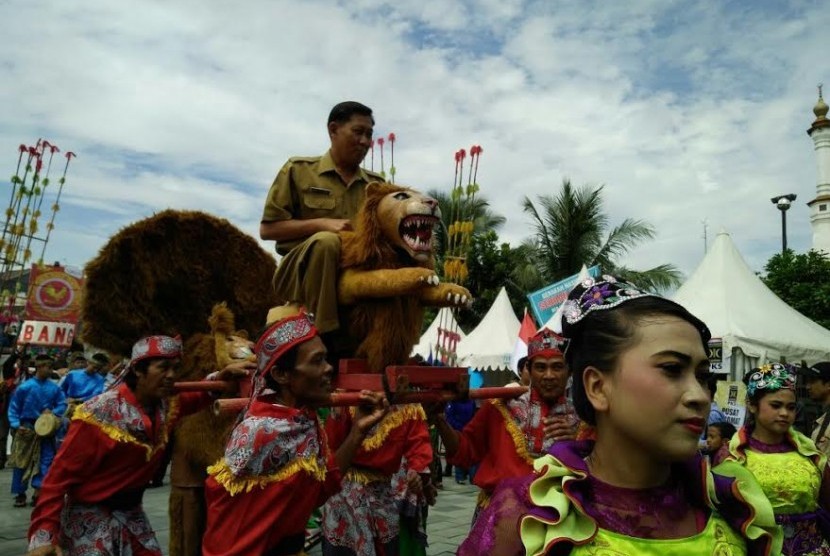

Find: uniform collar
<box><xmin>318</xmin><ymin>150</ymin><xmax>372</xmax><ymax>184</ymax></box>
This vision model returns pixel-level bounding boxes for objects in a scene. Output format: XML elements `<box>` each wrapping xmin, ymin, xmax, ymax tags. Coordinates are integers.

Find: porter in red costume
<box><xmin>203</xmin><ymin>309</ymin><xmax>387</xmax><ymax>556</ymax></box>
<box><xmin>432</xmin><ymin>329</ymin><xmax>578</xmax><ymax>519</ymax></box>
<box><xmin>321</xmin><ymin>403</ymin><xmax>433</xmax><ymax>555</ymax></box>
<box><xmin>27</xmin><ymin>335</ymin><xmax>249</xmax><ymax>556</ymax></box>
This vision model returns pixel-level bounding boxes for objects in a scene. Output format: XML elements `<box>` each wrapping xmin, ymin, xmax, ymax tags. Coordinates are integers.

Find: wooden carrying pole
<box><xmin>211</xmin><ymin>386</ymin><xmax>528</xmax><ymax>415</ymax></box>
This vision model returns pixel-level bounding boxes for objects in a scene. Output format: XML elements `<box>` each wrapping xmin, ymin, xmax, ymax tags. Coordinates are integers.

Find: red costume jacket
<box><xmin>28</xmin><ymin>384</ymin><xmax>211</xmax><ymax>548</ymax></box>
<box><xmin>448</xmin><ymin>390</ymin><xmax>575</xmax><ymax>497</ymax></box>
<box><xmin>203</xmin><ymin>401</ymin><xmax>341</xmax><ymax>556</ymax></box>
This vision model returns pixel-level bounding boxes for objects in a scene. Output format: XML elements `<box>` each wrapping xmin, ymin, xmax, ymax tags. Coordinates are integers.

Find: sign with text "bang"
<box><xmin>16</xmin><ymin>320</ymin><xmax>76</xmax><ymax>347</ymax></box>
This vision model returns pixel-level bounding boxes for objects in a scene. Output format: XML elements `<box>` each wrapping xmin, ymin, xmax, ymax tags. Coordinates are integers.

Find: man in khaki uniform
<box><xmin>260</xmin><ymin>101</ymin><xmax>384</xmax><ymax>336</ymax></box>
<box><xmin>803</xmin><ymin>362</ymin><xmax>830</xmax><ymax>455</ymax></box>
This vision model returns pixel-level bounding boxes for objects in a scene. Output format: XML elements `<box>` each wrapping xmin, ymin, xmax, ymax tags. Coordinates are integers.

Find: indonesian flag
<box><xmin>509</xmin><ymin>309</ymin><xmax>537</xmax><ymax>372</ymax></box>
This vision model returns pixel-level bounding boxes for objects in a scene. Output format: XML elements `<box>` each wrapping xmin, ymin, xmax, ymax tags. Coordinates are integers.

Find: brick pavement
<box><xmin>0</xmin><ymin>466</ymin><xmax>477</xmax><ymax>555</ymax></box>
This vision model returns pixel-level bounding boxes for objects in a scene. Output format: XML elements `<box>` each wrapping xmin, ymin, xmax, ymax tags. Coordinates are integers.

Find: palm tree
<box><xmin>522</xmin><ymin>180</ymin><xmax>682</xmax><ymax>292</ymax></box>
<box><xmin>427</xmin><ymin>189</ymin><xmax>506</xmax><ymax>255</ymax></box>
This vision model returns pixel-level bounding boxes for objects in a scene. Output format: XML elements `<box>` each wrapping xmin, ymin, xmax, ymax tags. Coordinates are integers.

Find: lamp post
<box><xmin>771</xmin><ymin>194</ymin><xmax>797</xmax><ymax>253</ymax></box>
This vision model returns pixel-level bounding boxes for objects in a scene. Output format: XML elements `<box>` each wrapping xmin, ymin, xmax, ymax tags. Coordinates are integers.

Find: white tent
<box><xmin>411</xmin><ymin>307</ymin><xmax>466</xmax><ymax>360</ymax></box>
<box><xmin>457</xmin><ymin>287</ymin><xmax>521</xmax><ymax>370</ymax></box>
<box><xmin>673</xmin><ymin>231</ymin><xmax>830</xmax><ymax>375</ymax></box>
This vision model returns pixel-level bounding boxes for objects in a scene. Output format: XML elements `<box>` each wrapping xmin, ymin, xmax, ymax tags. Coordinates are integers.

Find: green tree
<box><xmin>522</xmin><ymin>180</ymin><xmax>682</xmax><ymax>292</ymax></box>
<box><xmin>427</xmin><ymin>189</ymin><xmax>506</xmax><ymax>255</ymax></box>
<box><xmin>454</xmin><ymin>229</ymin><xmax>527</xmax><ymax>330</ymax></box>
<box><xmin>761</xmin><ymin>250</ymin><xmax>830</xmax><ymax>330</ymax></box>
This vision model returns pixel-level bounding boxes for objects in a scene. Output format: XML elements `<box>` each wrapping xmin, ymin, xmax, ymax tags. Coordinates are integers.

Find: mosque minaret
<box><xmin>807</xmin><ymin>84</ymin><xmax>830</xmax><ymax>255</ymax></box>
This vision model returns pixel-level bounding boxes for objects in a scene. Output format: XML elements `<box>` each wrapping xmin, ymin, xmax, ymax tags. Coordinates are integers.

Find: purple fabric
<box><xmin>777</xmin><ymin>512</ymin><xmax>830</xmax><ymax>555</ymax></box>
<box><xmin>459</xmin><ymin>440</ymin><xmax>771</xmax><ymax>556</ymax></box>
<box><xmin>747</xmin><ymin>435</ymin><xmax>796</xmax><ymax>454</ymax></box>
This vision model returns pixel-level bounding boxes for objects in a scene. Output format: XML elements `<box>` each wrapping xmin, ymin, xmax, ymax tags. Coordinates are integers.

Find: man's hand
<box><xmin>543</xmin><ymin>416</ymin><xmax>577</xmax><ymax>442</ymax></box>
<box><xmin>215</xmin><ymin>360</ymin><xmax>256</xmax><ymax>381</ymax></box>
<box><xmin>27</xmin><ymin>545</ymin><xmax>63</xmax><ymax>555</ymax></box>
<box><xmin>353</xmin><ymin>391</ymin><xmax>389</xmax><ymax>435</ymax></box>
<box><xmin>321</xmin><ymin>219</ymin><xmax>353</xmax><ymax>233</ymax></box>
<box><xmin>405</xmin><ymin>469</ymin><xmax>423</xmax><ymax>496</ymax></box>
<box><xmin>421</xmin><ymin>402</ymin><xmax>447</xmax><ymax>425</ymax></box>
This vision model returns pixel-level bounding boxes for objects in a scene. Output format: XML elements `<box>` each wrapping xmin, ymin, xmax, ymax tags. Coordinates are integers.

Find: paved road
<box><xmin>0</xmin><ymin>466</ymin><xmax>476</xmax><ymax>555</ymax></box>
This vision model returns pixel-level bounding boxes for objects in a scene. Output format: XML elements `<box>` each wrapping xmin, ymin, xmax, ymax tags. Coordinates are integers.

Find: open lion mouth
<box><xmin>400</xmin><ymin>215</ymin><xmax>439</xmax><ymax>252</ymax></box>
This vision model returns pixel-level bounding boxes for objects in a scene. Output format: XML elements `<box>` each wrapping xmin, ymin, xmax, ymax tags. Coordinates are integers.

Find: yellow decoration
<box><xmin>207</xmin><ymin>456</ymin><xmax>325</xmax><ymax>496</ymax></box>
<box><xmin>72</xmin><ymin>397</ymin><xmax>180</xmax><ymax>461</ymax></box>
<box><xmin>351</xmin><ymin>404</ymin><xmax>426</xmax><ymax>451</ymax></box>
<box><xmin>492</xmin><ymin>400</ymin><xmax>534</xmax><ymax>465</ymax></box>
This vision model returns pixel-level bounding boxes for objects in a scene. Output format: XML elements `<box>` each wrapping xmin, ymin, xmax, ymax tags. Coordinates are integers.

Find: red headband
<box><xmin>255</xmin><ymin>312</ymin><xmax>317</xmax><ymax>378</ymax></box>
<box><xmin>527</xmin><ymin>329</ymin><xmax>567</xmax><ymax>360</ymax></box>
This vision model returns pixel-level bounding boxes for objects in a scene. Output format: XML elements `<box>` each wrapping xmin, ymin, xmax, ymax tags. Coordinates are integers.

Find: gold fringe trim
<box><xmin>207</xmin><ymin>456</ymin><xmax>325</xmax><ymax>496</ymax></box>
<box><xmin>492</xmin><ymin>400</ymin><xmax>533</xmax><ymax>465</ymax></box>
<box><xmin>353</xmin><ymin>404</ymin><xmax>426</xmax><ymax>451</ymax></box>
<box><xmin>72</xmin><ymin>397</ymin><xmax>180</xmax><ymax>462</ymax></box>
<box><xmin>345</xmin><ymin>467</ymin><xmax>390</xmax><ymax>484</ymax></box>
<box><xmin>476</xmin><ymin>489</ymin><xmax>492</xmax><ymax>509</ymax></box>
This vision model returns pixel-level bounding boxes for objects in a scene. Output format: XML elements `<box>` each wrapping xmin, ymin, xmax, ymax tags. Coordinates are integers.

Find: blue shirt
<box><xmin>7</xmin><ymin>377</ymin><xmax>66</xmax><ymax>428</ymax></box>
<box><xmin>60</xmin><ymin>369</ymin><xmax>105</xmax><ymax>402</ymax></box>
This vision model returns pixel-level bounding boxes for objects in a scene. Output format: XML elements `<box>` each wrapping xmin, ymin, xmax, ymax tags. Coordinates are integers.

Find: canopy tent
<box><xmin>457</xmin><ymin>287</ymin><xmax>521</xmax><ymax>370</ymax></box>
<box><xmin>411</xmin><ymin>307</ymin><xmax>466</xmax><ymax>361</ymax></box>
<box><xmin>673</xmin><ymin>231</ymin><xmax>830</xmax><ymax>376</ymax></box>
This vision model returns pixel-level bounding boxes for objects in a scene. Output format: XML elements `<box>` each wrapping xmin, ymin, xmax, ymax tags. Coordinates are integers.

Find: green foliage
<box><xmin>522</xmin><ymin>180</ymin><xmax>682</xmax><ymax>293</ymax></box>
<box><xmin>761</xmin><ymin>250</ymin><xmax>830</xmax><ymax>330</ymax></box>
<box><xmin>453</xmin><ymin>230</ymin><xmax>527</xmax><ymax>330</ymax></box>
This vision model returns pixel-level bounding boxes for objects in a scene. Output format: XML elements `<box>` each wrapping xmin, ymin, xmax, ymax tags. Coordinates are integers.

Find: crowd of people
<box><xmin>1</xmin><ymin>100</ymin><xmax>829</xmax><ymax>555</ymax></box>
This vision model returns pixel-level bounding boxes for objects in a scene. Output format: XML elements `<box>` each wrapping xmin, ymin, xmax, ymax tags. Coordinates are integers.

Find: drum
<box><xmin>34</xmin><ymin>413</ymin><xmax>61</xmax><ymax>438</ymax></box>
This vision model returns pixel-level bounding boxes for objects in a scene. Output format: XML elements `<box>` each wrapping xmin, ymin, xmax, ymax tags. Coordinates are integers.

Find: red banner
<box><xmin>24</xmin><ymin>264</ymin><xmax>84</xmax><ymax>323</ymax></box>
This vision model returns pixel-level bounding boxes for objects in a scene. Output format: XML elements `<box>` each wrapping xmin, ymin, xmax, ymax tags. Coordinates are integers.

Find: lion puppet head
<box><xmin>341</xmin><ymin>182</ymin><xmax>441</xmax><ymax>270</ymax></box>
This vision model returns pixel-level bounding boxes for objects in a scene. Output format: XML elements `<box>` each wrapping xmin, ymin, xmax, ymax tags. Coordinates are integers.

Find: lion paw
<box><xmin>421</xmin><ymin>282</ymin><xmax>472</xmax><ymax>307</ymax></box>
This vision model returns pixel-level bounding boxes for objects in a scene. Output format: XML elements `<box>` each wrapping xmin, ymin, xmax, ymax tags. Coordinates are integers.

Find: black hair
<box><xmin>123</xmin><ymin>359</ymin><xmax>150</xmax><ymax>390</ymax></box>
<box><xmin>328</xmin><ymin>101</ymin><xmax>374</xmax><ymax>126</ymax></box>
<box><xmin>91</xmin><ymin>353</ymin><xmax>110</xmax><ymax>365</ymax></box>
<box><xmin>566</xmin><ymin>296</ymin><xmax>711</xmax><ymax>426</ymax></box>
<box><xmin>707</xmin><ymin>376</ymin><xmax>719</xmax><ymax>399</ymax></box>
<box><xmin>262</xmin><ymin>345</ymin><xmax>300</xmax><ymax>393</ymax></box>
<box><xmin>517</xmin><ymin>356</ymin><xmax>528</xmax><ymax>373</ymax></box>
<box><xmin>708</xmin><ymin>421</ymin><xmax>737</xmax><ymax>440</ymax></box>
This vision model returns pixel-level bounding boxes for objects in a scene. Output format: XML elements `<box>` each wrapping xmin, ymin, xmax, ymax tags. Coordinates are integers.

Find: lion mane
<box><xmin>336</xmin><ymin>182</ymin><xmax>467</xmax><ymax>371</ymax></box>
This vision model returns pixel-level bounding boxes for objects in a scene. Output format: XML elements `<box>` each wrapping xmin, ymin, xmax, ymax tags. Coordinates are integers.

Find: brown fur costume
<box><xmin>168</xmin><ymin>303</ymin><xmax>252</xmax><ymax>556</ymax></box>
<box><xmin>80</xmin><ymin>210</ymin><xmax>277</xmax><ymax>556</ymax></box>
<box><xmin>81</xmin><ymin>210</ymin><xmax>276</xmax><ymax>356</ymax></box>
<box><xmin>335</xmin><ymin>182</ymin><xmax>471</xmax><ymax>371</ymax></box>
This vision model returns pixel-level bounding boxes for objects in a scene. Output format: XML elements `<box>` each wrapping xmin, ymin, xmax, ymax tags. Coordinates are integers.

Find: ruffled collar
<box><xmin>729</xmin><ymin>426</ymin><xmax>826</xmax><ymax>469</ymax></box>
<box><xmin>520</xmin><ymin>440</ymin><xmax>782</xmax><ymax>556</ymax></box>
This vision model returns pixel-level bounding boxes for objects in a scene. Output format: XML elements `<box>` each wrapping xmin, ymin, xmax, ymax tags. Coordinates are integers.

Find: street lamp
<box><xmin>771</xmin><ymin>194</ymin><xmax>797</xmax><ymax>253</ymax></box>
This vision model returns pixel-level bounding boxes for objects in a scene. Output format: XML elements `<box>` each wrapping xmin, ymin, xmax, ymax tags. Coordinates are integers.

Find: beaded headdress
<box><xmin>560</xmin><ymin>274</ymin><xmax>710</xmax><ymax>343</ymax></box>
<box><xmin>745</xmin><ymin>363</ymin><xmax>798</xmax><ymax>399</ymax></box>
<box><xmin>527</xmin><ymin>328</ymin><xmax>568</xmax><ymax>360</ymax></box>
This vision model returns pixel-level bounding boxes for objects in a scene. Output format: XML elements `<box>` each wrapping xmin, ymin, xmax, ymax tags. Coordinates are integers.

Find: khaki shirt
<box><xmin>811</xmin><ymin>412</ymin><xmax>830</xmax><ymax>456</ymax></box>
<box><xmin>262</xmin><ymin>150</ymin><xmax>384</xmax><ymax>255</ymax></box>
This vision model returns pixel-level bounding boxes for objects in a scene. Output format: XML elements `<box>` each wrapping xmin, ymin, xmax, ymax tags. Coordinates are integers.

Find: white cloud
<box><xmin>0</xmin><ymin>0</ymin><xmax>827</xmax><ymax>287</ymax></box>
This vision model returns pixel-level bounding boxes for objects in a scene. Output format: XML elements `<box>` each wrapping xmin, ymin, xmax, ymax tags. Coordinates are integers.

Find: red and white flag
<box><xmin>509</xmin><ymin>309</ymin><xmax>537</xmax><ymax>372</ymax></box>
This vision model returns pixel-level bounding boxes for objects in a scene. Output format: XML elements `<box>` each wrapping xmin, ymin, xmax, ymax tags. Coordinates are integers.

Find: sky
<box><xmin>0</xmin><ymin>0</ymin><xmax>827</xmax><ymax>283</ymax></box>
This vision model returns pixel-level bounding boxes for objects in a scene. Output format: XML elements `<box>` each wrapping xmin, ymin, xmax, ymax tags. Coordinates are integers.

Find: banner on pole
<box><xmin>24</xmin><ymin>264</ymin><xmax>84</xmax><ymax>323</ymax></box>
<box><xmin>526</xmin><ymin>266</ymin><xmax>601</xmax><ymax>325</ymax></box>
<box><xmin>16</xmin><ymin>320</ymin><xmax>76</xmax><ymax>347</ymax></box>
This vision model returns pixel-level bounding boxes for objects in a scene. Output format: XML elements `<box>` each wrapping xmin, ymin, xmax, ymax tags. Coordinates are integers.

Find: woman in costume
<box><xmin>726</xmin><ymin>363</ymin><xmax>830</xmax><ymax>555</ymax></box>
<box><xmin>458</xmin><ymin>275</ymin><xmax>781</xmax><ymax>555</ymax></box>
<box><xmin>26</xmin><ymin>335</ymin><xmax>252</xmax><ymax>556</ymax></box>
<box><xmin>202</xmin><ymin>308</ymin><xmax>388</xmax><ymax>556</ymax></box>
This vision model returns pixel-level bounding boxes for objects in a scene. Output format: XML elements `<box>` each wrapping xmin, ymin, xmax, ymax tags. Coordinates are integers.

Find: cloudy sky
<box><xmin>0</xmin><ymin>0</ymin><xmax>826</xmax><ymax>283</ymax></box>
